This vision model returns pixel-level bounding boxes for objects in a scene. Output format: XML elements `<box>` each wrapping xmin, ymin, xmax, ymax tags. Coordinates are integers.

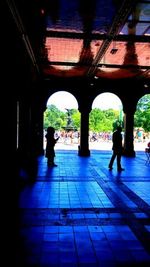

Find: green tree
<box><xmin>89</xmin><ymin>108</ymin><xmax>119</xmax><ymax>132</ymax></box>
<box><xmin>89</xmin><ymin>108</ymin><xmax>105</xmax><ymax>132</ymax></box>
<box><xmin>44</xmin><ymin>104</ymin><xmax>65</xmax><ymax>130</ymax></box>
<box><xmin>44</xmin><ymin>105</ymin><xmax>124</xmax><ymax>133</ymax></box>
<box><xmin>71</xmin><ymin>109</ymin><xmax>80</xmax><ymax>130</ymax></box>
<box><xmin>134</xmin><ymin>94</ymin><xmax>150</xmax><ymax>132</ymax></box>
<box><xmin>136</xmin><ymin>94</ymin><xmax>150</xmax><ymax>111</ymax></box>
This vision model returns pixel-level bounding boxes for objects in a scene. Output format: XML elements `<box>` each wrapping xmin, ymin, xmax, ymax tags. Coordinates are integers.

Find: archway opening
<box><xmin>44</xmin><ymin>91</ymin><xmax>80</xmax><ymax>150</ymax></box>
<box><xmin>134</xmin><ymin>94</ymin><xmax>150</xmax><ymax>151</ymax></box>
<box><xmin>90</xmin><ymin>92</ymin><xmax>123</xmax><ymax>150</ymax></box>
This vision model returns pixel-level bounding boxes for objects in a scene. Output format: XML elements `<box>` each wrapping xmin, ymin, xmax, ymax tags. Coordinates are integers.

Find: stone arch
<box><xmin>43</xmin><ymin>91</ymin><xmax>80</xmax><ymax>149</ymax></box>
<box><xmin>92</xmin><ymin>92</ymin><xmax>123</xmax><ymax>111</ymax></box>
<box><xmin>89</xmin><ymin>92</ymin><xmax>123</xmax><ymax>150</ymax></box>
<box><xmin>46</xmin><ymin>91</ymin><xmax>79</xmax><ymax>110</ymax></box>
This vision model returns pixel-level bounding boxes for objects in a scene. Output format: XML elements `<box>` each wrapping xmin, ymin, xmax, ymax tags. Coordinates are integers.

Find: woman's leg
<box><xmin>117</xmin><ymin>153</ymin><xmax>124</xmax><ymax>171</ymax></box>
<box><xmin>109</xmin><ymin>152</ymin><xmax>116</xmax><ymax>169</ymax></box>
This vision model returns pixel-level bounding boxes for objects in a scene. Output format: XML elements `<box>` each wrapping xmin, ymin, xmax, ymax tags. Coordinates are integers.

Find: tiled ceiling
<box><xmin>8</xmin><ymin>0</ymin><xmax>150</xmax><ymax>81</ymax></box>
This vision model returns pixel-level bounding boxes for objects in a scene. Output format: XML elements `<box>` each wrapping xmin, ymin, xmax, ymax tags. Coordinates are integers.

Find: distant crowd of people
<box><xmin>44</xmin><ymin>126</ymin><xmax>150</xmax><ymax>171</ymax></box>
<box><xmin>44</xmin><ymin>126</ymin><xmax>125</xmax><ymax>171</ymax></box>
<box><xmin>44</xmin><ymin>129</ymin><xmax>150</xmax><ymax>147</ymax></box>
<box><xmin>134</xmin><ymin>129</ymin><xmax>150</xmax><ymax>143</ymax></box>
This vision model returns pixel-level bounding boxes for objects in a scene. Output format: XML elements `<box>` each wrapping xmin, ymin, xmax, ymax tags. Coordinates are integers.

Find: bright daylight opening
<box><xmin>44</xmin><ymin>92</ymin><xmax>150</xmax><ymax>152</ymax></box>
<box><xmin>47</xmin><ymin>91</ymin><xmax>78</xmax><ymax>111</ymax></box>
<box><xmin>134</xmin><ymin>94</ymin><xmax>150</xmax><ymax>151</ymax></box>
<box><xmin>90</xmin><ymin>93</ymin><xmax>123</xmax><ymax>150</ymax></box>
<box><xmin>44</xmin><ymin>91</ymin><xmax>79</xmax><ymax>150</ymax></box>
<box><xmin>92</xmin><ymin>93</ymin><xmax>122</xmax><ymax>110</ymax></box>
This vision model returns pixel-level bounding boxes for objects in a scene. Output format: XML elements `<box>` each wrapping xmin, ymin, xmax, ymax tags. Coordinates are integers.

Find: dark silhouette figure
<box><xmin>45</xmin><ymin>126</ymin><xmax>59</xmax><ymax>167</ymax></box>
<box><xmin>108</xmin><ymin>126</ymin><xmax>125</xmax><ymax>171</ymax></box>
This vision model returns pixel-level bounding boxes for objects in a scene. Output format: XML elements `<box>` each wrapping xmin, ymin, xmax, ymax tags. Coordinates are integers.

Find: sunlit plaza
<box><xmin>54</xmin><ymin>139</ymin><xmax>148</xmax><ymax>151</ymax></box>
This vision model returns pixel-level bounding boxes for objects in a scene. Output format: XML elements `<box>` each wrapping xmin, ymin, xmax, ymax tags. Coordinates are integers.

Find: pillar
<box><xmin>32</xmin><ymin>107</ymin><xmax>45</xmax><ymax>156</ymax></box>
<box><xmin>123</xmin><ymin>106</ymin><xmax>136</xmax><ymax>157</ymax></box>
<box><xmin>78</xmin><ymin>107</ymin><xmax>91</xmax><ymax>156</ymax></box>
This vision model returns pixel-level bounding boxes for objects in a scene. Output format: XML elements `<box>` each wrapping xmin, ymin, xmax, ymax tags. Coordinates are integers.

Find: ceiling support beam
<box><xmin>45</xmin><ymin>60</ymin><xmax>150</xmax><ymax>70</ymax></box>
<box><xmin>87</xmin><ymin>0</ymin><xmax>139</xmax><ymax>77</ymax></box>
<box><xmin>46</xmin><ymin>31</ymin><xmax>150</xmax><ymax>43</ymax></box>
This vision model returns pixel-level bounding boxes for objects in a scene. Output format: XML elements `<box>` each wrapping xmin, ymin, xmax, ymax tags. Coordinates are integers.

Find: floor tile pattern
<box><xmin>17</xmin><ymin>150</ymin><xmax>150</xmax><ymax>266</ymax></box>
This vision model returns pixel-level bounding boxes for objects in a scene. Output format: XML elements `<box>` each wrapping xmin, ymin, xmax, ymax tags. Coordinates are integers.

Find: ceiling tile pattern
<box><xmin>9</xmin><ymin>0</ymin><xmax>150</xmax><ymax>80</ymax></box>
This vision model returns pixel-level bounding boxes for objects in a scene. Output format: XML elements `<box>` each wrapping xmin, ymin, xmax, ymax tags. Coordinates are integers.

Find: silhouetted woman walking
<box><xmin>108</xmin><ymin>126</ymin><xmax>124</xmax><ymax>171</ymax></box>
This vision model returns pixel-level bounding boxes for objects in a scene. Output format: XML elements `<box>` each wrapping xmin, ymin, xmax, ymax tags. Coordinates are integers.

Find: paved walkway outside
<box><xmin>17</xmin><ymin>145</ymin><xmax>150</xmax><ymax>266</ymax></box>
<box><xmin>54</xmin><ymin>140</ymin><xmax>148</xmax><ymax>151</ymax></box>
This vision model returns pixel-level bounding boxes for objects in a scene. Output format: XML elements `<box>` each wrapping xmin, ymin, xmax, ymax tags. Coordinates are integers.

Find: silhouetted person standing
<box><xmin>45</xmin><ymin>126</ymin><xmax>59</xmax><ymax>167</ymax></box>
<box><xmin>108</xmin><ymin>126</ymin><xmax>125</xmax><ymax>171</ymax></box>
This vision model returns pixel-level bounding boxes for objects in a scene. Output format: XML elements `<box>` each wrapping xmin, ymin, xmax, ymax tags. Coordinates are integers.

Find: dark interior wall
<box><xmin>2</xmin><ymin>3</ymin><xmax>40</xmax><ymax>263</ymax></box>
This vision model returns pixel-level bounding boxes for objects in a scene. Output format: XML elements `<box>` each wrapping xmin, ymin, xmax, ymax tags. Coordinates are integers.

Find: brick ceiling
<box><xmin>8</xmin><ymin>0</ymin><xmax>150</xmax><ymax>81</ymax></box>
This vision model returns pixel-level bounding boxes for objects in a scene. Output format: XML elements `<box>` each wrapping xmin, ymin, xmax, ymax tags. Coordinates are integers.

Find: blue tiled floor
<box><xmin>17</xmin><ymin>149</ymin><xmax>150</xmax><ymax>266</ymax></box>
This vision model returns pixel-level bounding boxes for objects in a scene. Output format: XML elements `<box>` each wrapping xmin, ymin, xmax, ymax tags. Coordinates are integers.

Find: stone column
<box><xmin>123</xmin><ymin>106</ymin><xmax>136</xmax><ymax>157</ymax></box>
<box><xmin>34</xmin><ymin>108</ymin><xmax>45</xmax><ymax>156</ymax></box>
<box><xmin>30</xmin><ymin>98</ymin><xmax>46</xmax><ymax>156</ymax></box>
<box><xmin>78</xmin><ymin>107</ymin><xmax>91</xmax><ymax>156</ymax></box>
